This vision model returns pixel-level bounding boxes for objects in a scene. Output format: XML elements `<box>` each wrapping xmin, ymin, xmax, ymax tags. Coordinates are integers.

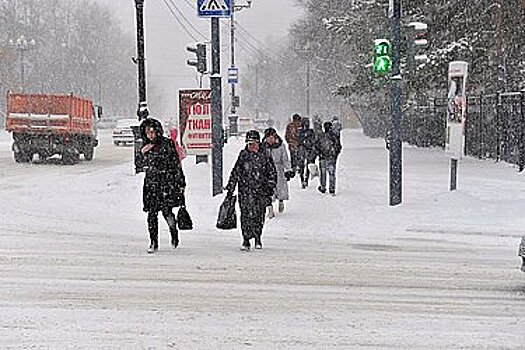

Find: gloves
<box><xmin>284</xmin><ymin>170</ymin><xmax>295</xmax><ymax>181</ymax></box>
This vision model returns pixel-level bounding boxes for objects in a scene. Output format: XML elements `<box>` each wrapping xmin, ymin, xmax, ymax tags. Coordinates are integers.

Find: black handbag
<box><xmin>216</xmin><ymin>194</ymin><xmax>237</xmax><ymax>230</ymax></box>
<box><xmin>177</xmin><ymin>195</ymin><xmax>193</xmax><ymax>230</ymax></box>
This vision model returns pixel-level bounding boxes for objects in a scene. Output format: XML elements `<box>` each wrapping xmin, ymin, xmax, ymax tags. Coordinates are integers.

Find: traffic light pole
<box><xmin>389</xmin><ymin>0</ymin><xmax>402</xmax><ymax>206</ymax></box>
<box><xmin>211</xmin><ymin>17</ymin><xmax>224</xmax><ymax>196</ymax></box>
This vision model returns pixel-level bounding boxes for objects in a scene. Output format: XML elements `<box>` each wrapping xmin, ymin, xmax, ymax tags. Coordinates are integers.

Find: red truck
<box><xmin>5</xmin><ymin>93</ymin><xmax>101</xmax><ymax>164</ymax></box>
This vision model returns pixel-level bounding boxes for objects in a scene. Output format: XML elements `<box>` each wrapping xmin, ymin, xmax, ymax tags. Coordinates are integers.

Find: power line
<box><xmin>166</xmin><ymin>0</ymin><xmax>208</xmax><ymax>41</ymax></box>
<box><xmin>161</xmin><ymin>0</ymin><xmax>200</xmax><ymax>42</ymax></box>
<box><xmin>235</xmin><ymin>23</ymin><xmax>283</xmax><ymax>57</ymax></box>
<box><xmin>180</xmin><ymin>0</ymin><xmax>283</xmax><ymax>62</ymax></box>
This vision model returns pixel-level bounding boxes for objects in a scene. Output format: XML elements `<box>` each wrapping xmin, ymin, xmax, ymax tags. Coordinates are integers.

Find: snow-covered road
<box><xmin>0</xmin><ymin>129</ymin><xmax>524</xmax><ymax>349</ymax></box>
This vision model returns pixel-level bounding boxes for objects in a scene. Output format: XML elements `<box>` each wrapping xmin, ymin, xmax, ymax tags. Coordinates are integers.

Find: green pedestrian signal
<box><xmin>373</xmin><ymin>39</ymin><xmax>391</xmax><ymax>75</ymax></box>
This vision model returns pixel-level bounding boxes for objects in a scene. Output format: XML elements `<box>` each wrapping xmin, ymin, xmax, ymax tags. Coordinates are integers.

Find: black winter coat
<box><xmin>140</xmin><ymin>122</ymin><xmax>186</xmax><ymax>212</ymax></box>
<box><xmin>315</xmin><ymin>131</ymin><xmax>342</xmax><ymax>161</ymax></box>
<box><xmin>298</xmin><ymin>128</ymin><xmax>317</xmax><ymax>161</ymax></box>
<box><xmin>227</xmin><ymin>148</ymin><xmax>277</xmax><ymax>207</ymax></box>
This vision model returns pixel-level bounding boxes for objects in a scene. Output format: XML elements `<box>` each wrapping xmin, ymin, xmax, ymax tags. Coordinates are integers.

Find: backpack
<box><xmin>317</xmin><ymin>133</ymin><xmax>336</xmax><ymax>157</ymax></box>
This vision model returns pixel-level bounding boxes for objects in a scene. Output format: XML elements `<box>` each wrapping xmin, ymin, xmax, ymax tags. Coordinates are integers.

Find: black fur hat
<box><xmin>245</xmin><ymin>129</ymin><xmax>261</xmax><ymax>143</ymax></box>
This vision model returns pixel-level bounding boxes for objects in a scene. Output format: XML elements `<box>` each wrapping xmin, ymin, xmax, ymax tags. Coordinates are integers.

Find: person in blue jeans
<box><xmin>315</xmin><ymin>121</ymin><xmax>342</xmax><ymax>196</ymax></box>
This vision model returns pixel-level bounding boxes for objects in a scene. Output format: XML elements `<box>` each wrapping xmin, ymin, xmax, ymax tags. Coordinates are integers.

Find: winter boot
<box><xmin>267</xmin><ymin>205</ymin><xmax>275</xmax><ymax>219</ymax></box>
<box><xmin>171</xmin><ymin>233</ymin><xmax>179</xmax><ymax>249</ymax></box>
<box><xmin>278</xmin><ymin>200</ymin><xmax>285</xmax><ymax>213</ymax></box>
<box><xmin>254</xmin><ymin>237</ymin><xmax>262</xmax><ymax>250</ymax></box>
<box><xmin>240</xmin><ymin>239</ymin><xmax>251</xmax><ymax>251</ymax></box>
<box><xmin>318</xmin><ymin>186</ymin><xmax>326</xmax><ymax>194</ymax></box>
<box><xmin>147</xmin><ymin>242</ymin><xmax>158</xmax><ymax>254</ymax></box>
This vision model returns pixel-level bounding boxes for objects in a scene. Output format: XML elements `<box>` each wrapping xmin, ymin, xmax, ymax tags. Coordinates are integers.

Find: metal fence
<box><xmin>404</xmin><ymin>91</ymin><xmax>525</xmax><ymax>170</ymax></box>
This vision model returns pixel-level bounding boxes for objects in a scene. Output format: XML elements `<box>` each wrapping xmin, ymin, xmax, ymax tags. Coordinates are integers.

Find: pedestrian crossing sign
<box><xmin>198</xmin><ymin>0</ymin><xmax>232</xmax><ymax>18</ymax></box>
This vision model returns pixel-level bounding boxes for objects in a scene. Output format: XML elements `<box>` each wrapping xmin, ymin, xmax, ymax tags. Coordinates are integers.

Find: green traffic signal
<box><xmin>373</xmin><ymin>39</ymin><xmax>392</xmax><ymax>75</ymax></box>
<box><xmin>373</xmin><ymin>56</ymin><xmax>391</xmax><ymax>75</ymax></box>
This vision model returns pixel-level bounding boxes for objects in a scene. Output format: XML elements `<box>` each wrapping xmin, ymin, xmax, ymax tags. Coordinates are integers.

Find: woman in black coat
<box><xmin>139</xmin><ymin>118</ymin><xmax>186</xmax><ymax>253</ymax></box>
<box><xmin>226</xmin><ymin>130</ymin><xmax>277</xmax><ymax>251</ymax></box>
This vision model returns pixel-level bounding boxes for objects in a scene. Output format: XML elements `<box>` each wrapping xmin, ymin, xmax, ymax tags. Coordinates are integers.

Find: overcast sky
<box><xmin>97</xmin><ymin>0</ymin><xmax>303</xmax><ymax>116</ymax></box>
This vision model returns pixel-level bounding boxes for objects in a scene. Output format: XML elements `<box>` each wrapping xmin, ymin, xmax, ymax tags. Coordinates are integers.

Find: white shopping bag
<box><xmin>308</xmin><ymin>163</ymin><xmax>319</xmax><ymax>179</ymax></box>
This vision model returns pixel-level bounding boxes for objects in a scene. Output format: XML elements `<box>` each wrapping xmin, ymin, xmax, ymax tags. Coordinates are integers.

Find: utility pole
<box><xmin>9</xmin><ymin>35</ymin><xmax>36</xmax><ymax>92</ymax></box>
<box><xmin>306</xmin><ymin>59</ymin><xmax>311</xmax><ymax>117</ymax></box>
<box><xmin>133</xmin><ymin>0</ymin><xmax>149</xmax><ymax>173</ymax></box>
<box><xmin>211</xmin><ymin>17</ymin><xmax>223</xmax><ymax>196</ymax></box>
<box><xmin>230</xmin><ymin>0</ymin><xmax>236</xmax><ymax>115</ymax></box>
<box><xmin>389</xmin><ymin>0</ymin><xmax>403</xmax><ymax>206</ymax></box>
<box><xmin>228</xmin><ymin>0</ymin><xmax>251</xmax><ymax>135</ymax></box>
<box><xmin>255</xmin><ymin>64</ymin><xmax>260</xmax><ymax>120</ymax></box>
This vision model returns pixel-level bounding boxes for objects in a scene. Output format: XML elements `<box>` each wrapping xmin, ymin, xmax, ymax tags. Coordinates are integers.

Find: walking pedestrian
<box><xmin>312</xmin><ymin>115</ymin><xmax>323</xmax><ymax>136</ymax></box>
<box><xmin>315</xmin><ymin>121</ymin><xmax>342</xmax><ymax>196</ymax></box>
<box><xmin>297</xmin><ymin>117</ymin><xmax>317</xmax><ymax>189</ymax></box>
<box><xmin>285</xmin><ymin>113</ymin><xmax>302</xmax><ymax>174</ymax></box>
<box><xmin>139</xmin><ymin>118</ymin><xmax>186</xmax><ymax>253</ymax></box>
<box><xmin>331</xmin><ymin>115</ymin><xmax>342</xmax><ymax>139</ymax></box>
<box><xmin>261</xmin><ymin>127</ymin><xmax>294</xmax><ymax>218</ymax></box>
<box><xmin>226</xmin><ymin>130</ymin><xmax>277</xmax><ymax>251</ymax></box>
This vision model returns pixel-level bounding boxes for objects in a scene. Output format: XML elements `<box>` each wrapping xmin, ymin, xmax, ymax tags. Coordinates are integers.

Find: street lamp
<box><xmin>133</xmin><ymin>0</ymin><xmax>148</xmax><ymax>173</ymax></box>
<box><xmin>134</xmin><ymin>0</ymin><xmax>148</xmax><ymax>120</ymax></box>
<box><xmin>9</xmin><ymin>35</ymin><xmax>36</xmax><ymax>92</ymax></box>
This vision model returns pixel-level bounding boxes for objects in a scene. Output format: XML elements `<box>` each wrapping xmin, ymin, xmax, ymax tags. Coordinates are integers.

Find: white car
<box><xmin>112</xmin><ymin>119</ymin><xmax>140</xmax><ymax>146</ymax></box>
<box><xmin>519</xmin><ymin>236</ymin><xmax>525</xmax><ymax>272</ymax></box>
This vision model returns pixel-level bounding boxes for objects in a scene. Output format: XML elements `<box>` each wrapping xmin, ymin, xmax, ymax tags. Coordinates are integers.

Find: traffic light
<box><xmin>373</xmin><ymin>39</ymin><xmax>391</xmax><ymax>76</ymax></box>
<box><xmin>407</xmin><ymin>22</ymin><xmax>429</xmax><ymax>74</ymax></box>
<box><xmin>186</xmin><ymin>43</ymin><xmax>207</xmax><ymax>74</ymax></box>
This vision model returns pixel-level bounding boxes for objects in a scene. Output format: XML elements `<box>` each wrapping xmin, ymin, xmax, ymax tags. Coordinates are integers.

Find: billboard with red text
<box><xmin>179</xmin><ymin>89</ymin><xmax>212</xmax><ymax>156</ymax></box>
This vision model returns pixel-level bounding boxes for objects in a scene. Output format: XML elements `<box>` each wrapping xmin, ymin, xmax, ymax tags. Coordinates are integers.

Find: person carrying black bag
<box><xmin>139</xmin><ymin>118</ymin><xmax>186</xmax><ymax>254</ymax></box>
<box><xmin>226</xmin><ymin>130</ymin><xmax>277</xmax><ymax>251</ymax></box>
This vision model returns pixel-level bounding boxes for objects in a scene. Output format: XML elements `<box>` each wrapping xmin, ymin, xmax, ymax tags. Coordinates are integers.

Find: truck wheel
<box><xmin>14</xmin><ymin>151</ymin><xmax>31</xmax><ymax>163</ymax></box>
<box><xmin>62</xmin><ymin>148</ymin><xmax>80</xmax><ymax>165</ymax></box>
<box><xmin>84</xmin><ymin>146</ymin><xmax>94</xmax><ymax>161</ymax></box>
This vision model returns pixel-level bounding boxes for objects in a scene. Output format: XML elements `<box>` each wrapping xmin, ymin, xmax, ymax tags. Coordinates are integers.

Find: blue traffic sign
<box><xmin>198</xmin><ymin>0</ymin><xmax>232</xmax><ymax>18</ymax></box>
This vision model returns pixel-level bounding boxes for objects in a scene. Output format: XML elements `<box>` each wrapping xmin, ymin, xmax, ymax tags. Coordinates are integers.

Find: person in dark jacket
<box><xmin>285</xmin><ymin>113</ymin><xmax>302</xmax><ymax>173</ymax></box>
<box><xmin>297</xmin><ymin>117</ymin><xmax>317</xmax><ymax>189</ymax></box>
<box><xmin>315</xmin><ymin>121</ymin><xmax>342</xmax><ymax>196</ymax></box>
<box><xmin>139</xmin><ymin>118</ymin><xmax>186</xmax><ymax>253</ymax></box>
<box><xmin>226</xmin><ymin>130</ymin><xmax>277</xmax><ymax>251</ymax></box>
<box><xmin>331</xmin><ymin>115</ymin><xmax>342</xmax><ymax>139</ymax></box>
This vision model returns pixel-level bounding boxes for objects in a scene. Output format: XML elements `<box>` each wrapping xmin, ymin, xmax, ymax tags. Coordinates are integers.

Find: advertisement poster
<box><xmin>179</xmin><ymin>89</ymin><xmax>212</xmax><ymax>156</ymax></box>
<box><xmin>445</xmin><ymin>61</ymin><xmax>468</xmax><ymax>159</ymax></box>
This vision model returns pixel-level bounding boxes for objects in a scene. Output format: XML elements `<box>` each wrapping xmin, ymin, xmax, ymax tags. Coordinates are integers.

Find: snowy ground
<box><xmin>0</xmin><ymin>129</ymin><xmax>524</xmax><ymax>349</ymax></box>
